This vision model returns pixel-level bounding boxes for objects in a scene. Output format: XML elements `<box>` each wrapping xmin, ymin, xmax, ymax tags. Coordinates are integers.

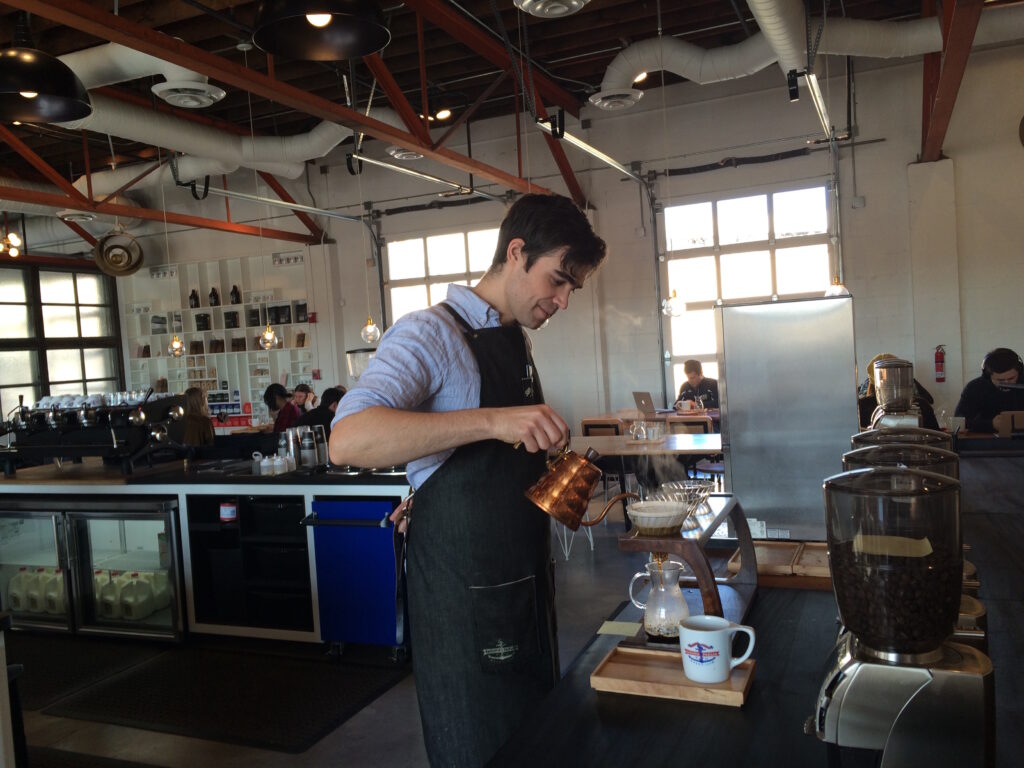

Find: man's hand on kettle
<box><xmin>496</xmin><ymin>405</ymin><xmax>568</xmax><ymax>453</ymax></box>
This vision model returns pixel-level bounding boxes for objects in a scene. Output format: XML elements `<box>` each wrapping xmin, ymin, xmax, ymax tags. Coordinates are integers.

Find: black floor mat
<box><xmin>27</xmin><ymin>746</ymin><xmax>161</xmax><ymax>768</ymax></box>
<box><xmin>5</xmin><ymin>632</ymin><xmax>167</xmax><ymax>711</ymax></box>
<box><xmin>43</xmin><ymin>644</ymin><xmax>410</xmax><ymax>754</ymax></box>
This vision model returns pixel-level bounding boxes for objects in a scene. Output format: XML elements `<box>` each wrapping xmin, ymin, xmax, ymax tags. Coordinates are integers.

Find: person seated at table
<box><xmin>261</xmin><ymin>383</ymin><xmax>301</xmax><ymax>433</ymax></box>
<box><xmin>297</xmin><ymin>387</ymin><xmax>343</xmax><ymax>432</ymax></box>
<box><xmin>674</xmin><ymin>359</ymin><xmax>719</xmax><ymax>410</ymax></box>
<box><xmin>182</xmin><ymin>386</ymin><xmax>215</xmax><ymax>446</ymax></box>
<box><xmin>955</xmin><ymin>347</ymin><xmax>1024</xmax><ymax>433</ymax></box>
<box><xmin>857</xmin><ymin>353</ymin><xmax>939</xmax><ymax>430</ymax></box>
<box><xmin>292</xmin><ymin>383</ymin><xmax>317</xmax><ymax>412</ymax></box>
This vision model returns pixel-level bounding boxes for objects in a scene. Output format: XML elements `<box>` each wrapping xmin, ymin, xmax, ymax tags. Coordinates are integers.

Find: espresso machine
<box><xmin>868</xmin><ymin>358</ymin><xmax>921</xmax><ymax>429</ymax></box>
<box><xmin>810</xmin><ymin>467</ymin><xmax>994</xmax><ymax>766</ymax></box>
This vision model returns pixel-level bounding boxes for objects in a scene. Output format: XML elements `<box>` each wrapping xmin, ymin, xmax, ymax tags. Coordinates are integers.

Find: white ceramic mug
<box><xmin>679</xmin><ymin>615</ymin><xmax>755</xmax><ymax>684</ymax></box>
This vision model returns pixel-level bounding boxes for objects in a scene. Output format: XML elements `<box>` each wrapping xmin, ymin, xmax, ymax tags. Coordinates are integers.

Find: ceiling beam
<box><xmin>62</xmin><ymin>219</ymin><xmax>97</xmax><ymax>247</ymax></box>
<box><xmin>532</xmin><ymin>92</ymin><xmax>587</xmax><ymax>210</ymax></box>
<box><xmin>399</xmin><ymin>0</ymin><xmax>580</xmax><ymax>119</ymax></box>
<box><xmin>362</xmin><ymin>53</ymin><xmax>433</xmax><ymax>145</ymax></box>
<box><xmin>432</xmin><ymin>70</ymin><xmax>509</xmax><ymax>151</ymax></box>
<box><xmin>0</xmin><ymin>184</ymin><xmax>316</xmax><ymax>245</ymax></box>
<box><xmin>6</xmin><ymin>0</ymin><xmax>553</xmax><ymax>198</ymax></box>
<box><xmin>920</xmin><ymin>0</ymin><xmax>984</xmax><ymax>162</ymax></box>
<box><xmin>0</xmin><ymin>125</ymin><xmax>91</xmax><ymax>204</ymax></box>
<box><xmin>257</xmin><ymin>172</ymin><xmax>326</xmax><ymax>242</ymax></box>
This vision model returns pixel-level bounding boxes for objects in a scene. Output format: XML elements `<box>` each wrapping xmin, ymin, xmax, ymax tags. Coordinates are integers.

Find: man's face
<box><xmin>505</xmin><ymin>243</ymin><xmax>588</xmax><ymax>330</ymax></box>
<box><xmin>686</xmin><ymin>371</ymin><xmax>703</xmax><ymax>389</ymax></box>
<box><xmin>991</xmin><ymin>368</ymin><xmax>1019</xmax><ymax>388</ymax></box>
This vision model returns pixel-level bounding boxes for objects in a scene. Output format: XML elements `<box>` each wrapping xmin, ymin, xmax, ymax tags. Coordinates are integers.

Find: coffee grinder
<box><xmin>810</xmin><ymin>467</ymin><xmax>994</xmax><ymax>767</ymax></box>
<box><xmin>868</xmin><ymin>358</ymin><xmax>921</xmax><ymax>429</ymax></box>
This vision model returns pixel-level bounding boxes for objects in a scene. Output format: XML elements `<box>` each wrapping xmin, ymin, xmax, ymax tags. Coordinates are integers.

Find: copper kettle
<box><xmin>525</xmin><ymin>446</ymin><xmax>638</xmax><ymax>531</ymax></box>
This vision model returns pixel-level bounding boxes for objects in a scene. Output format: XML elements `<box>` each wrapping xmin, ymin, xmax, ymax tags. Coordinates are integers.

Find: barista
<box><xmin>955</xmin><ymin>347</ymin><xmax>1024</xmax><ymax>432</ymax></box>
<box><xmin>330</xmin><ymin>194</ymin><xmax>607</xmax><ymax>767</ymax></box>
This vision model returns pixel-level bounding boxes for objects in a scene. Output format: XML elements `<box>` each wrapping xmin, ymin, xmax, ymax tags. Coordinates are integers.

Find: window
<box><xmin>663</xmin><ymin>184</ymin><xmax>833</xmax><ymax>398</ymax></box>
<box><xmin>0</xmin><ymin>265</ymin><xmax>122</xmax><ymax>411</ymax></box>
<box><xmin>384</xmin><ymin>227</ymin><xmax>499</xmax><ymax>323</ymax></box>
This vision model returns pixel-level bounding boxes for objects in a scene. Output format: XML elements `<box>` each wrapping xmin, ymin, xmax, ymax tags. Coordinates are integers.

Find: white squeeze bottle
<box><xmin>100</xmin><ymin>570</ymin><xmax>128</xmax><ymax>618</ymax></box>
<box><xmin>27</xmin><ymin>567</ymin><xmax>54</xmax><ymax>613</ymax></box>
<box><xmin>43</xmin><ymin>567</ymin><xmax>66</xmax><ymax>614</ymax></box>
<box><xmin>7</xmin><ymin>566</ymin><xmax>31</xmax><ymax>611</ymax></box>
<box><xmin>120</xmin><ymin>572</ymin><xmax>155</xmax><ymax>620</ymax></box>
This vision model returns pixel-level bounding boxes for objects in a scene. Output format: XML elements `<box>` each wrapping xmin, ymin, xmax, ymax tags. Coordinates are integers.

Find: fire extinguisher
<box><xmin>935</xmin><ymin>345</ymin><xmax>946</xmax><ymax>383</ymax></box>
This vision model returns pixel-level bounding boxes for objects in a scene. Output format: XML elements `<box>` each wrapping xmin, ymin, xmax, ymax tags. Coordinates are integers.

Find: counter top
<box><xmin>490</xmin><ymin>589</ymin><xmax>869</xmax><ymax>766</ymax></box>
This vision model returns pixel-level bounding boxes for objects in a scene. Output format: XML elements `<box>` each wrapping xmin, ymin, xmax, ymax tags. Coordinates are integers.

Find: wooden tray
<box><xmin>793</xmin><ymin>541</ymin><xmax>831</xmax><ymax>578</ymax></box>
<box><xmin>727</xmin><ymin>541</ymin><xmax>803</xmax><ymax>575</ymax></box>
<box><xmin>590</xmin><ymin>645</ymin><xmax>754</xmax><ymax>707</ymax></box>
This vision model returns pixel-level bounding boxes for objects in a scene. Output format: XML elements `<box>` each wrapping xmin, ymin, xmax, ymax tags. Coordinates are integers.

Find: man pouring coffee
<box><xmin>330</xmin><ymin>194</ymin><xmax>606</xmax><ymax>766</ymax></box>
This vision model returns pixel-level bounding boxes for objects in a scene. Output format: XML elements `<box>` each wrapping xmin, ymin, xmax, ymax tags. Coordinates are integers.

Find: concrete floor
<box><xmin>24</xmin><ymin>503</ymin><xmax>649</xmax><ymax>767</ymax></box>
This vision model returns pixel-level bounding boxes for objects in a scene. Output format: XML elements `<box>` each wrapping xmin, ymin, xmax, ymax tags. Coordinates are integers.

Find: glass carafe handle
<box><xmin>628</xmin><ymin>571</ymin><xmax>649</xmax><ymax>610</ymax></box>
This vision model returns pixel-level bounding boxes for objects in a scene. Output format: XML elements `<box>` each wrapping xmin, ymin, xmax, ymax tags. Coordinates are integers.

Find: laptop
<box><xmin>632</xmin><ymin>391</ymin><xmax>675</xmax><ymax>417</ymax></box>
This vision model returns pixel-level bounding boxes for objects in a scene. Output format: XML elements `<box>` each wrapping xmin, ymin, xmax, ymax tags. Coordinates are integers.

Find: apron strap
<box><xmin>440</xmin><ymin>302</ymin><xmax>475</xmax><ymax>334</ymax></box>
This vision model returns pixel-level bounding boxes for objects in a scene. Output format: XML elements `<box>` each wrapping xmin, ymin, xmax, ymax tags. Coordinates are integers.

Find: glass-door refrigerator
<box><xmin>0</xmin><ymin>497</ymin><xmax>183</xmax><ymax>641</ymax></box>
<box><xmin>0</xmin><ymin>508</ymin><xmax>71</xmax><ymax>632</ymax></box>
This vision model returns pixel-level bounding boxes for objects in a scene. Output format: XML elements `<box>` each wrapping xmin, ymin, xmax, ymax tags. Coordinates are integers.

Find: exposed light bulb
<box><xmin>19</xmin><ymin>91</ymin><xmax>38</xmax><ymax>99</ymax></box>
<box><xmin>258</xmin><ymin>323</ymin><xmax>278</xmax><ymax>350</ymax></box>
<box><xmin>8</xmin><ymin>247</ymin><xmax>18</xmax><ymax>258</ymax></box>
<box><xmin>11</xmin><ymin>121</ymin><xmax>20</xmax><ymax>126</ymax></box>
<box><xmin>361</xmin><ymin>316</ymin><xmax>381</xmax><ymax>344</ymax></box>
<box><xmin>7</xmin><ymin>232</ymin><xmax>21</xmax><ymax>248</ymax></box>
<box><xmin>824</xmin><ymin>276</ymin><xmax>850</xmax><ymax>297</ymax></box>
<box><xmin>168</xmin><ymin>334</ymin><xmax>184</xmax><ymax>357</ymax></box>
<box><xmin>435</xmin><ymin>107</ymin><xmax>452</xmax><ymax>121</ymax></box>
<box><xmin>633</xmin><ymin>71</ymin><xmax>648</xmax><ymax>84</ymax></box>
<box><xmin>305</xmin><ymin>13</ymin><xmax>332</xmax><ymax>27</ymax></box>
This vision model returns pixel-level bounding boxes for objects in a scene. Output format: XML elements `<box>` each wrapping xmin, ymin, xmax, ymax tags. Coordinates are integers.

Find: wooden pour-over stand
<box><xmin>618</xmin><ymin>494</ymin><xmax>759</xmax><ymax>632</ymax></box>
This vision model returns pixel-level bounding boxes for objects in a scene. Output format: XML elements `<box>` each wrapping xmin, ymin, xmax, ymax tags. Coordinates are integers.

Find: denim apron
<box><xmin>406</xmin><ymin>303</ymin><xmax>559</xmax><ymax>767</ymax></box>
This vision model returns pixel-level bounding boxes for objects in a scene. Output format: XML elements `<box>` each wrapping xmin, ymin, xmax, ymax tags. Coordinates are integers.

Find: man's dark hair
<box><xmin>982</xmin><ymin>348</ymin><xmax>1023</xmax><ymax>377</ymax></box>
<box><xmin>683</xmin><ymin>359</ymin><xmax>703</xmax><ymax>376</ymax></box>
<box><xmin>491</xmin><ymin>193</ymin><xmax>606</xmax><ymax>277</ymax></box>
<box><xmin>263</xmin><ymin>383</ymin><xmax>289</xmax><ymax>409</ymax></box>
<box><xmin>320</xmin><ymin>387</ymin><xmax>343</xmax><ymax>408</ymax></box>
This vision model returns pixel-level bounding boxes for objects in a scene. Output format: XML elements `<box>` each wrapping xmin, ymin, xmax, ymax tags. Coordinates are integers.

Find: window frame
<box><xmin>661</xmin><ymin>181</ymin><xmax>835</xmax><ymax>394</ymax></box>
<box><xmin>0</xmin><ymin>263</ymin><xmax>124</xmax><ymax>405</ymax></box>
<box><xmin>383</xmin><ymin>226</ymin><xmax>499</xmax><ymax>324</ymax></box>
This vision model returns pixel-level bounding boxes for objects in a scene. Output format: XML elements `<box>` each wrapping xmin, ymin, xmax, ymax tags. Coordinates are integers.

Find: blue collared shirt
<box><xmin>332</xmin><ymin>284</ymin><xmax>502</xmax><ymax>489</ymax></box>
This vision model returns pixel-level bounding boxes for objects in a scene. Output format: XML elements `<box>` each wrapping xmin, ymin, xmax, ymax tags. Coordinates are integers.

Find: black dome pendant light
<box><xmin>252</xmin><ymin>1</ymin><xmax>391</xmax><ymax>61</ymax></box>
<box><xmin>0</xmin><ymin>12</ymin><xmax>91</xmax><ymax>123</ymax></box>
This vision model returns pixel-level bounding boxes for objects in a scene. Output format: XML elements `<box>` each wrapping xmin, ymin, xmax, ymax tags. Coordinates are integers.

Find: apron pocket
<box><xmin>469</xmin><ymin>574</ymin><xmax>542</xmax><ymax>674</ymax></box>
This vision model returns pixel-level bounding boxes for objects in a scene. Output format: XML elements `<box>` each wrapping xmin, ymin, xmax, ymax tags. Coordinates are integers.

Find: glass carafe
<box><xmin>824</xmin><ymin>467</ymin><xmax>961</xmax><ymax>658</ymax></box>
<box><xmin>628</xmin><ymin>560</ymin><xmax>690</xmax><ymax>639</ymax></box>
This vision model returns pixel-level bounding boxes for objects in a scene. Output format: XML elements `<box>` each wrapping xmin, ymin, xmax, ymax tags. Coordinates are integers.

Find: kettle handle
<box><xmin>579</xmin><ymin>491</ymin><xmax>640</xmax><ymax>528</ymax></box>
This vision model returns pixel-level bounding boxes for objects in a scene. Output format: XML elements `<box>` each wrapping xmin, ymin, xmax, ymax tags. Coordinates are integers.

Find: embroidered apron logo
<box><xmin>684</xmin><ymin>641</ymin><xmax>719</xmax><ymax>665</ymax></box>
<box><xmin>482</xmin><ymin>639</ymin><xmax>518</xmax><ymax>661</ymax></box>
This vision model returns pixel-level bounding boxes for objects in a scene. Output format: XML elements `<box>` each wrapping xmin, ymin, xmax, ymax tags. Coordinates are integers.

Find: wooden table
<box><xmin>570</xmin><ymin>433</ymin><xmax>722</xmax><ymax>457</ymax></box>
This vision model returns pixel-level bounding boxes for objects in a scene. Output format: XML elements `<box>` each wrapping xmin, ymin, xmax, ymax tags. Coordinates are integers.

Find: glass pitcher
<box><xmin>628</xmin><ymin>560</ymin><xmax>690</xmax><ymax>639</ymax></box>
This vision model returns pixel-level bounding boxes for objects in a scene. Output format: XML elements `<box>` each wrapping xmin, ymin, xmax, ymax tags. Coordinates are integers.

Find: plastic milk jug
<box><xmin>43</xmin><ymin>567</ymin><xmax>66</xmax><ymax>614</ymax></box>
<box><xmin>100</xmin><ymin>570</ymin><xmax>131</xmax><ymax>618</ymax></box>
<box><xmin>93</xmin><ymin>569</ymin><xmax>110</xmax><ymax>614</ymax></box>
<box><xmin>7</xmin><ymin>566</ymin><xmax>31</xmax><ymax>611</ymax></box>
<box><xmin>119</xmin><ymin>572</ymin><xmax>155</xmax><ymax>620</ymax></box>
<box><xmin>138</xmin><ymin>571</ymin><xmax>171</xmax><ymax>610</ymax></box>
<box><xmin>27</xmin><ymin>567</ymin><xmax>54</xmax><ymax>613</ymax></box>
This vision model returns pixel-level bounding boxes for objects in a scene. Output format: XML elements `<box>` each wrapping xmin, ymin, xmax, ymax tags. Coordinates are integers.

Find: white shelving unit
<box><xmin>120</xmin><ymin>254</ymin><xmax>315</xmax><ymax>423</ymax></box>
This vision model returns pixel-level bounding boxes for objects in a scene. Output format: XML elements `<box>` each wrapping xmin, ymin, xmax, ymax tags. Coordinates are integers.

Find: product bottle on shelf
<box><xmin>120</xmin><ymin>572</ymin><xmax>156</xmax><ymax>620</ymax></box>
<box><xmin>26</xmin><ymin>567</ymin><xmax>54</xmax><ymax>613</ymax></box>
<box><xmin>7</xmin><ymin>566</ymin><xmax>31</xmax><ymax>611</ymax></box>
<box><xmin>229</xmin><ymin>285</ymin><xmax>242</xmax><ymax>304</ymax></box>
<box><xmin>43</xmin><ymin>567</ymin><xmax>66</xmax><ymax>614</ymax></box>
<box><xmin>188</xmin><ymin>289</ymin><xmax>200</xmax><ymax>308</ymax></box>
<box><xmin>99</xmin><ymin>570</ymin><xmax>131</xmax><ymax>619</ymax></box>
<box><xmin>209</xmin><ymin>287</ymin><xmax>220</xmax><ymax>306</ymax></box>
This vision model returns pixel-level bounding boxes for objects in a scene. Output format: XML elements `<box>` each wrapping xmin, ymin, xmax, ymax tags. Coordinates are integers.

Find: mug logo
<box><xmin>684</xmin><ymin>641</ymin><xmax>719</xmax><ymax>665</ymax></box>
<box><xmin>483</xmin><ymin>639</ymin><xmax>518</xmax><ymax>661</ymax></box>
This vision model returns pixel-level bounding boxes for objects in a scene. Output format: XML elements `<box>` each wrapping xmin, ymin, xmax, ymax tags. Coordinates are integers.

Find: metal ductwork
<box><xmin>59</xmin><ymin>42</ymin><xmax>225</xmax><ymax>109</ymax></box>
<box><xmin>592</xmin><ymin>4</ymin><xmax>1024</xmax><ymax>110</ymax></box>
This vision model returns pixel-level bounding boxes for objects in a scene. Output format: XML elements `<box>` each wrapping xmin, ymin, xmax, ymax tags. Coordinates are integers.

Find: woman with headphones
<box><xmin>954</xmin><ymin>347</ymin><xmax>1024</xmax><ymax>432</ymax></box>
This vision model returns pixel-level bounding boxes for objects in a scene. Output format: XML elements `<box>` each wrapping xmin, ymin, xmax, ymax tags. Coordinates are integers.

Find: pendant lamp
<box><xmin>0</xmin><ymin>13</ymin><xmax>91</xmax><ymax>123</ymax></box>
<box><xmin>360</xmin><ymin>315</ymin><xmax>381</xmax><ymax>345</ymax></box>
<box><xmin>168</xmin><ymin>334</ymin><xmax>185</xmax><ymax>358</ymax></box>
<box><xmin>252</xmin><ymin>0</ymin><xmax>391</xmax><ymax>61</ymax></box>
<box><xmin>258</xmin><ymin>323</ymin><xmax>278</xmax><ymax>350</ymax></box>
